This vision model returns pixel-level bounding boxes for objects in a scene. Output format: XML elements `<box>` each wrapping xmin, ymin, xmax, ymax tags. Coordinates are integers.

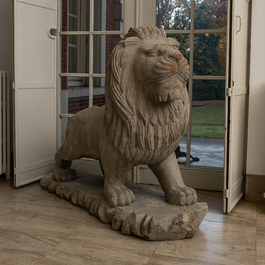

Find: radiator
<box><xmin>0</xmin><ymin>71</ymin><xmax>11</xmax><ymax>180</ymax></box>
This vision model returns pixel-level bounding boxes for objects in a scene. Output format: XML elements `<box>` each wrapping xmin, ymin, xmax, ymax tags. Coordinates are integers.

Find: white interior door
<box><xmin>14</xmin><ymin>0</ymin><xmax>57</xmax><ymax>187</ymax></box>
<box><xmin>224</xmin><ymin>0</ymin><xmax>251</xmax><ymax>213</ymax></box>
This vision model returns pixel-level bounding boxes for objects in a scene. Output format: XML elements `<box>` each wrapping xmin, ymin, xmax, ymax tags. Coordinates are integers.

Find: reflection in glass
<box><xmin>93</xmin><ymin>35</ymin><xmax>122</xmax><ymax>74</ymax></box>
<box><xmin>61</xmin><ymin>36</ymin><xmax>89</xmax><ymax>74</ymax></box>
<box><xmin>195</xmin><ymin>0</ymin><xmax>227</xmax><ymax>30</ymax></box>
<box><xmin>61</xmin><ymin>73</ymin><xmax>89</xmax><ymax>115</ymax></box>
<box><xmin>69</xmin><ymin>0</ymin><xmax>79</xmax><ymax>16</ymax></box>
<box><xmin>69</xmin><ymin>16</ymin><xmax>78</xmax><ymax>31</ymax></box>
<box><xmin>67</xmin><ymin>86</ymin><xmax>90</xmax><ymax>114</ymax></box>
<box><xmin>190</xmin><ymin>125</ymin><xmax>224</xmax><ymax>168</ymax></box>
<box><xmin>156</xmin><ymin>0</ymin><xmax>191</xmax><ymax>30</ymax></box>
<box><xmin>94</xmin><ymin>0</ymin><xmax>124</xmax><ymax>31</ymax></box>
<box><xmin>193</xmin><ymin>33</ymin><xmax>226</xmax><ymax>76</ymax></box>
<box><xmin>62</xmin><ymin>0</ymin><xmax>90</xmax><ymax>31</ymax></box>
<box><xmin>192</xmin><ymin>80</ymin><xmax>225</xmax><ymax>122</ymax></box>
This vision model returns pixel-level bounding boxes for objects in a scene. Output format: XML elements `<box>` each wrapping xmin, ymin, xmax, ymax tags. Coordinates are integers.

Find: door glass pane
<box><xmin>69</xmin><ymin>0</ymin><xmax>79</xmax><ymax>16</ymax></box>
<box><xmin>69</xmin><ymin>16</ymin><xmax>78</xmax><ymax>31</ymax></box>
<box><xmin>93</xmin><ymin>34</ymin><xmax>123</xmax><ymax>74</ymax></box>
<box><xmin>93</xmin><ymin>77</ymin><xmax>105</xmax><ymax>107</ymax></box>
<box><xmin>62</xmin><ymin>0</ymin><xmax>90</xmax><ymax>31</ymax></box>
<box><xmin>193</xmin><ymin>33</ymin><xmax>226</xmax><ymax>76</ymax></box>
<box><xmin>94</xmin><ymin>0</ymin><xmax>124</xmax><ymax>31</ymax></box>
<box><xmin>69</xmin><ymin>35</ymin><xmax>78</xmax><ymax>46</ymax></box>
<box><xmin>61</xmin><ymin>77</ymin><xmax>90</xmax><ymax>115</ymax></box>
<box><xmin>194</xmin><ymin>0</ymin><xmax>227</xmax><ymax>30</ymax></box>
<box><xmin>190</xmin><ymin>125</ymin><xmax>224</xmax><ymax>167</ymax></box>
<box><xmin>192</xmin><ymin>80</ymin><xmax>225</xmax><ymax>122</ymax></box>
<box><xmin>61</xmin><ymin>35</ymin><xmax>89</xmax><ymax>73</ymax></box>
<box><xmin>68</xmin><ymin>90</ymin><xmax>90</xmax><ymax>114</ymax></box>
<box><xmin>167</xmin><ymin>34</ymin><xmax>190</xmax><ymax>64</ymax></box>
<box><xmin>156</xmin><ymin>0</ymin><xmax>191</xmax><ymax>30</ymax></box>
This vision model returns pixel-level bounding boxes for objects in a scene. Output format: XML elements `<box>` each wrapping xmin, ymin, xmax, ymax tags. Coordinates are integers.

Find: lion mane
<box><xmin>104</xmin><ymin>27</ymin><xmax>190</xmax><ymax>165</ymax></box>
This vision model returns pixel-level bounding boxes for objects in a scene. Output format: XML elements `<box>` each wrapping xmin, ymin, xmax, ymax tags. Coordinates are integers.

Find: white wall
<box><xmin>246</xmin><ymin>0</ymin><xmax>265</xmax><ymax>176</ymax></box>
<box><xmin>0</xmin><ymin>0</ymin><xmax>13</xmax><ymax>73</ymax></box>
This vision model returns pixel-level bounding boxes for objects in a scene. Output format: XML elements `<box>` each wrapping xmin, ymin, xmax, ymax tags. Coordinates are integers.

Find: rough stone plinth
<box><xmin>40</xmin><ymin>173</ymin><xmax>208</xmax><ymax>241</ymax></box>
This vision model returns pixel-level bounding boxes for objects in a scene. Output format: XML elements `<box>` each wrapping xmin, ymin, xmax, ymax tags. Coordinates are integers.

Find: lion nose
<box><xmin>175</xmin><ymin>53</ymin><xmax>183</xmax><ymax>61</ymax></box>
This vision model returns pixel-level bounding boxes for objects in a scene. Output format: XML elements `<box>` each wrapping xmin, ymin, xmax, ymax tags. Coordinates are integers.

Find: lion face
<box><xmin>134</xmin><ymin>38</ymin><xmax>189</xmax><ymax>102</ymax></box>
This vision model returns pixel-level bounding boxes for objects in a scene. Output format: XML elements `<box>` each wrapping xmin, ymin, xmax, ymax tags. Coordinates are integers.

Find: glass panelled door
<box><xmin>58</xmin><ymin>0</ymin><xmax>124</xmax><ymax>174</ymax></box>
<box><xmin>157</xmin><ymin>0</ymin><xmax>227</xmax><ymax>167</ymax></box>
<box><xmin>59</xmin><ymin>0</ymin><xmax>124</xmax><ymax>132</ymax></box>
<box><xmin>137</xmin><ymin>0</ymin><xmax>227</xmax><ymax>190</ymax></box>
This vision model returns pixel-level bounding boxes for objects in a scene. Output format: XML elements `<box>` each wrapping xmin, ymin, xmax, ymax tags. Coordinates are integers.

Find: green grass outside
<box><xmin>184</xmin><ymin>100</ymin><xmax>225</xmax><ymax>139</ymax></box>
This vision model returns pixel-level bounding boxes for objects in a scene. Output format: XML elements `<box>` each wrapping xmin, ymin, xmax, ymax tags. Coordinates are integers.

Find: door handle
<box><xmin>48</xmin><ymin>28</ymin><xmax>57</xmax><ymax>39</ymax></box>
<box><xmin>236</xmin><ymin>14</ymin><xmax>242</xmax><ymax>34</ymax></box>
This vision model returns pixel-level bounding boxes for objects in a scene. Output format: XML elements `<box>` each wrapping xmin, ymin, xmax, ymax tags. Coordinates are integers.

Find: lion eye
<box><xmin>146</xmin><ymin>51</ymin><xmax>158</xmax><ymax>57</ymax></box>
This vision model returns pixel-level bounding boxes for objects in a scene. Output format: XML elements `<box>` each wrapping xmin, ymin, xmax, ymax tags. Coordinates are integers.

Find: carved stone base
<box><xmin>40</xmin><ymin>173</ymin><xmax>208</xmax><ymax>241</ymax></box>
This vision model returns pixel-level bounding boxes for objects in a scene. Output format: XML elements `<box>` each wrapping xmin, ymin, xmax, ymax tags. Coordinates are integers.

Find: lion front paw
<box><xmin>165</xmin><ymin>186</ymin><xmax>197</xmax><ymax>206</ymax></box>
<box><xmin>105</xmin><ymin>184</ymin><xmax>135</xmax><ymax>207</ymax></box>
<box><xmin>53</xmin><ymin>167</ymin><xmax>77</xmax><ymax>182</ymax></box>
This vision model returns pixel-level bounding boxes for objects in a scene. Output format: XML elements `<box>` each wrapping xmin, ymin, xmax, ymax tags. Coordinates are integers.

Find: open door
<box><xmin>14</xmin><ymin>0</ymin><xmax>57</xmax><ymax>187</ymax></box>
<box><xmin>224</xmin><ymin>0</ymin><xmax>251</xmax><ymax>213</ymax></box>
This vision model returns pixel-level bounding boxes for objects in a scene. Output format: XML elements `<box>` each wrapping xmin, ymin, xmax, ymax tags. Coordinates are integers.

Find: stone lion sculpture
<box><xmin>54</xmin><ymin>26</ymin><xmax>197</xmax><ymax>207</ymax></box>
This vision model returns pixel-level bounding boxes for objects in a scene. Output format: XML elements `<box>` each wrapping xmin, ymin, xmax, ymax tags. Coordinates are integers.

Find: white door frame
<box><xmin>224</xmin><ymin>0</ymin><xmax>251</xmax><ymax>213</ymax></box>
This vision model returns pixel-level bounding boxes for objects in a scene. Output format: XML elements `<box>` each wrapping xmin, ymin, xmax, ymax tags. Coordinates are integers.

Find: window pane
<box><xmin>69</xmin><ymin>16</ymin><xmax>78</xmax><ymax>31</ymax></box>
<box><xmin>192</xmin><ymin>80</ymin><xmax>225</xmax><ymax>122</ymax></box>
<box><xmin>61</xmin><ymin>0</ymin><xmax>90</xmax><ymax>31</ymax></box>
<box><xmin>94</xmin><ymin>0</ymin><xmax>124</xmax><ymax>31</ymax></box>
<box><xmin>60</xmin><ymin>77</ymin><xmax>89</xmax><ymax>145</ymax></box>
<box><xmin>68</xmin><ymin>88</ymin><xmax>90</xmax><ymax>114</ymax></box>
<box><xmin>93</xmin><ymin>77</ymin><xmax>105</xmax><ymax>107</ymax></box>
<box><xmin>69</xmin><ymin>0</ymin><xmax>79</xmax><ymax>16</ymax></box>
<box><xmin>60</xmin><ymin>76</ymin><xmax>89</xmax><ymax>115</ymax></box>
<box><xmin>190</xmin><ymin>125</ymin><xmax>224</xmax><ymax>168</ymax></box>
<box><xmin>193</xmin><ymin>33</ymin><xmax>226</xmax><ymax>76</ymax></box>
<box><xmin>69</xmin><ymin>35</ymin><xmax>78</xmax><ymax>46</ymax></box>
<box><xmin>167</xmin><ymin>34</ymin><xmax>190</xmax><ymax>64</ymax></box>
<box><xmin>68</xmin><ymin>46</ymin><xmax>78</xmax><ymax>72</ymax></box>
<box><xmin>61</xmin><ymin>35</ymin><xmax>89</xmax><ymax>74</ymax></box>
<box><xmin>195</xmin><ymin>0</ymin><xmax>227</xmax><ymax>30</ymax></box>
<box><xmin>93</xmin><ymin>34</ymin><xmax>122</xmax><ymax>74</ymax></box>
<box><xmin>156</xmin><ymin>0</ymin><xmax>191</xmax><ymax>30</ymax></box>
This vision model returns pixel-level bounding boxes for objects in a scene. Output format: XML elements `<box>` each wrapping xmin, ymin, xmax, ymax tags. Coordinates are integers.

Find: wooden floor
<box><xmin>0</xmin><ymin>177</ymin><xmax>264</xmax><ymax>265</ymax></box>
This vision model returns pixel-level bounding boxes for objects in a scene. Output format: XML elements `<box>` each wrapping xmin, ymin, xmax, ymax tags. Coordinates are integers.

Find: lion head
<box><xmin>105</xmin><ymin>27</ymin><xmax>190</xmax><ymax>164</ymax></box>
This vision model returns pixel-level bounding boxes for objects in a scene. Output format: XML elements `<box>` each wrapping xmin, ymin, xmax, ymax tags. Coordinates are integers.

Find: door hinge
<box><xmin>13</xmin><ymin>82</ymin><xmax>15</xmax><ymax>90</ymax></box>
<box><xmin>227</xmin><ymin>87</ymin><xmax>232</xmax><ymax>97</ymax></box>
<box><xmin>225</xmin><ymin>189</ymin><xmax>230</xmax><ymax>198</ymax></box>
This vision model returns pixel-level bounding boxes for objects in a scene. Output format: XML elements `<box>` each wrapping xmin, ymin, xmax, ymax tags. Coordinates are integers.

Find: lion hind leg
<box><xmin>149</xmin><ymin>152</ymin><xmax>197</xmax><ymax>206</ymax></box>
